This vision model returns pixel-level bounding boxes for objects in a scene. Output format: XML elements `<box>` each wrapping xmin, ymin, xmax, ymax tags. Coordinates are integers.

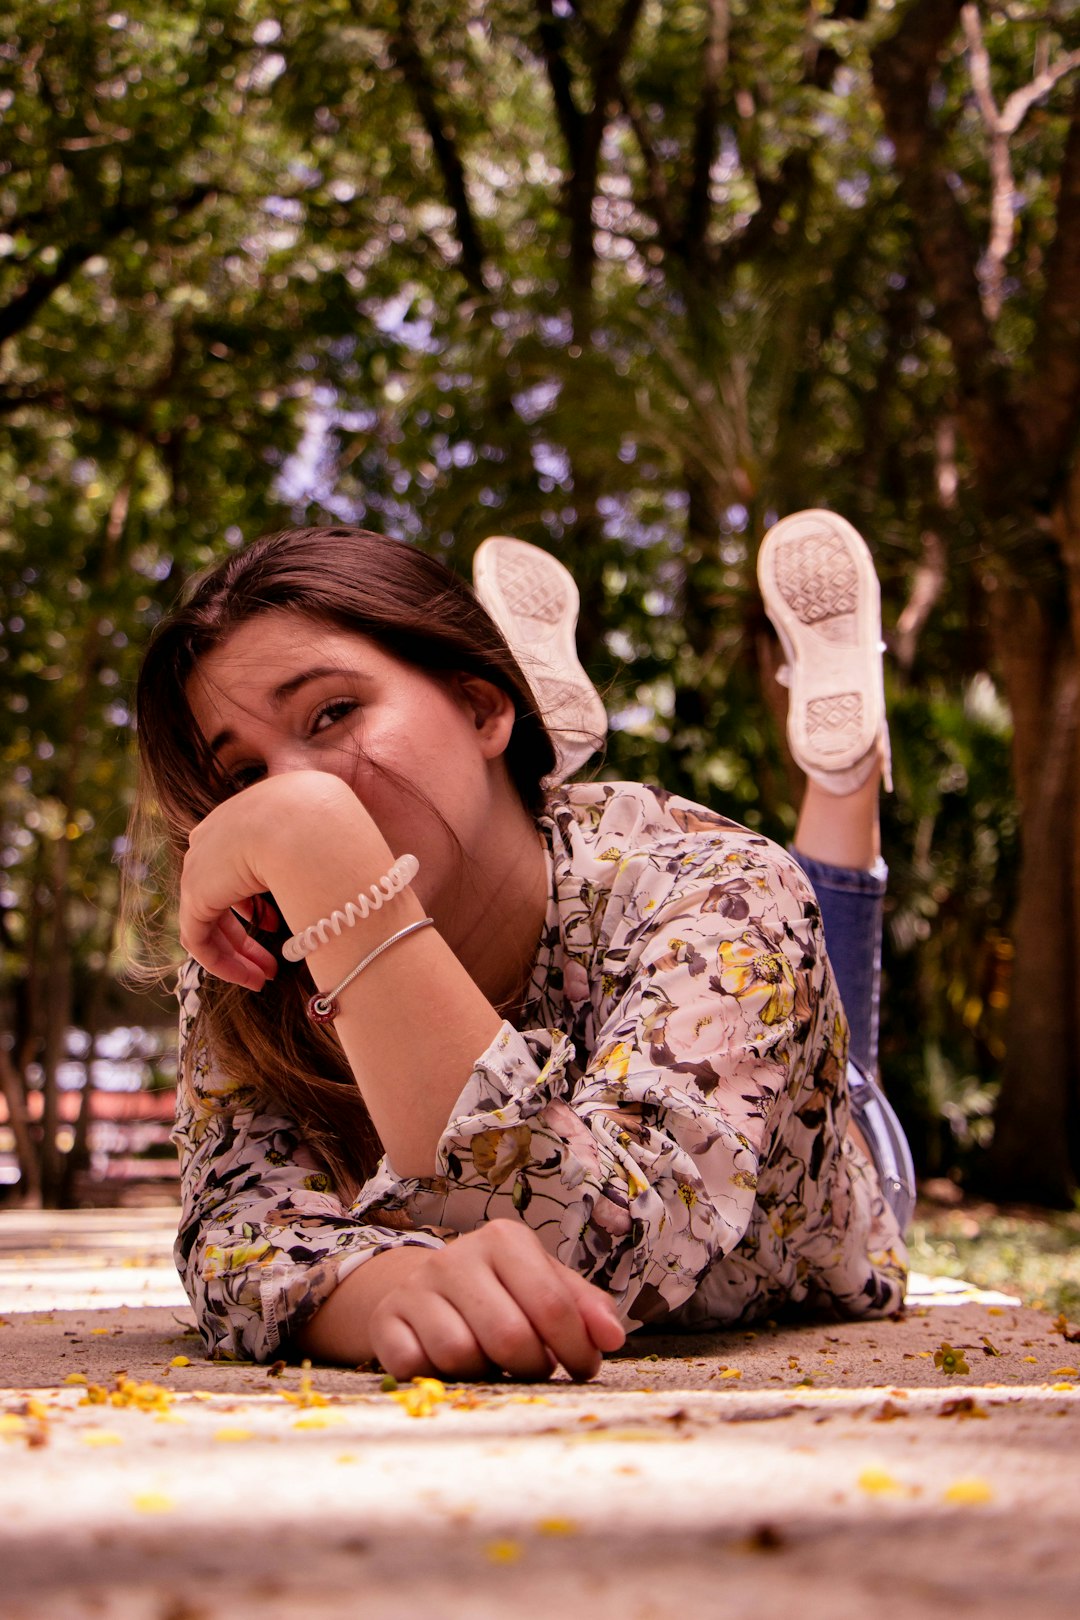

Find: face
<box><xmin>185</xmin><ymin>609</ymin><xmax>519</xmax><ymax>920</ymax></box>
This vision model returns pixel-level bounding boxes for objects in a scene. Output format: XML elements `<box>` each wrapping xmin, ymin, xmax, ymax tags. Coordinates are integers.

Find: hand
<box><xmin>179</xmin><ymin>771</ymin><xmax>390</xmax><ymax>990</ymax></box>
<box><xmin>367</xmin><ymin>1220</ymin><xmax>626</xmax><ymax>1382</ymax></box>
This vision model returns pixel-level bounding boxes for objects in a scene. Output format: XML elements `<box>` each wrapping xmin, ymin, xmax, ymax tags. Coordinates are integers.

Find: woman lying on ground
<box><xmin>126</xmin><ymin>512</ymin><xmax>912</xmax><ymax>1379</ymax></box>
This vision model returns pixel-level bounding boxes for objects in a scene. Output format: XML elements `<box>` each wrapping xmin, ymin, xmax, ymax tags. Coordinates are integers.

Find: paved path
<box><xmin>2</xmin><ymin>1208</ymin><xmax>1078</xmax><ymax>1619</ymax></box>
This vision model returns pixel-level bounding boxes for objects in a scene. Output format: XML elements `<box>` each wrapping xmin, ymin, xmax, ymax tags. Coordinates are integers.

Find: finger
<box><xmin>375</xmin><ymin>1294</ymin><xmax>490</xmax><ymax>1381</ymax></box>
<box><xmin>180</xmin><ymin>932</ymin><xmax>268</xmax><ymax>990</ymax></box>
<box><xmin>180</xmin><ymin>908</ymin><xmax>277</xmax><ymax>988</ymax></box>
<box><xmin>217</xmin><ymin>910</ymin><xmax>278</xmax><ymax>976</ymax></box>
<box><xmin>470</xmin><ymin>1240</ymin><xmax>599</xmax><ymax>1381</ymax></box>
<box><xmin>437</xmin><ymin>1263</ymin><xmax>553</xmax><ymax>1381</ymax></box>
<box><xmin>369</xmin><ymin>1313</ymin><xmax>432</xmax><ymax>1382</ymax></box>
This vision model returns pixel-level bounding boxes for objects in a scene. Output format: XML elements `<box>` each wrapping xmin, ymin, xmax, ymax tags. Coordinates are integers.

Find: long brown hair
<box><xmin>125</xmin><ymin>526</ymin><xmax>556</xmax><ymax>1193</ymax></box>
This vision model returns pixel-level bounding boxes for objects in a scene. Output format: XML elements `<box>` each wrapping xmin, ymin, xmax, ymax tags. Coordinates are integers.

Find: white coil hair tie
<box><xmin>281</xmin><ymin>853</ymin><xmax>420</xmax><ymax>963</ymax></box>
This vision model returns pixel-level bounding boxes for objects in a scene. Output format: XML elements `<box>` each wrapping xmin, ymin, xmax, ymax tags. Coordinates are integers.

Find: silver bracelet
<box><xmin>282</xmin><ymin>854</ymin><xmax>420</xmax><ymax>962</ymax></box>
<box><xmin>307</xmin><ymin>917</ymin><xmax>436</xmax><ymax>1024</ymax></box>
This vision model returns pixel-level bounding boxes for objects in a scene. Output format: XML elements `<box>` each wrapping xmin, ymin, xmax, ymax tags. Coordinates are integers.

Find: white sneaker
<box><xmin>757</xmin><ymin>510</ymin><xmax>892</xmax><ymax>794</ymax></box>
<box><xmin>472</xmin><ymin>536</ymin><xmax>608</xmax><ymax>783</ymax></box>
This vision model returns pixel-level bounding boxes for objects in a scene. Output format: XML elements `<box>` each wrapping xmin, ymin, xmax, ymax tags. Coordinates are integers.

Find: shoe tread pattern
<box><xmin>806</xmin><ymin>692</ymin><xmax>864</xmax><ymax>755</ymax></box>
<box><xmin>492</xmin><ymin>553</ymin><xmax>568</xmax><ymax>622</ymax></box>
<box><xmin>775</xmin><ymin>531</ymin><xmax>858</xmax><ymax>640</ymax></box>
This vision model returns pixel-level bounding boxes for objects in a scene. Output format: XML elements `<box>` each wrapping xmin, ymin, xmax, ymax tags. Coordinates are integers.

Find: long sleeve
<box><xmin>171</xmin><ymin>960</ymin><xmax>447</xmax><ymax>1362</ymax></box>
<box><xmin>354</xmin><ymin>784</ymin><xmax>907</xmax><ymax>1329</ymax></box>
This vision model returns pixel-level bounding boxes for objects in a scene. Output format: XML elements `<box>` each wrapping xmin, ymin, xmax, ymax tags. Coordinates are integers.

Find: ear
<box><xmin>453</xmin><ymin>674</ymin><xmax>517</xmax><ymax>760</ymax></box>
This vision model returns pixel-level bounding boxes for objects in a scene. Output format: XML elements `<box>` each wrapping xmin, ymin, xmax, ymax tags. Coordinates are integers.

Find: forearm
<box><xmin>207</xmin><ymin>771</ymin><xmax>503</xmax><ymax>1178</ymax></box>
<box><xmin>271</xmin><ymin>831</ymin><xmax>502</xmax><ymax>1179</ymax></box>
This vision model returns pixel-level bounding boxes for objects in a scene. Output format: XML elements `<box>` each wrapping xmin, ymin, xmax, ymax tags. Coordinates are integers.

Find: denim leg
<box><xmin>790</xmin><ymin>850</ymin><xmax>915</xmax><ymax>1233</ymax></box>
<box><xmin>790</xmin><ymin>850</ymin><xmax>887</xmax><ymax>1078</ymax></box>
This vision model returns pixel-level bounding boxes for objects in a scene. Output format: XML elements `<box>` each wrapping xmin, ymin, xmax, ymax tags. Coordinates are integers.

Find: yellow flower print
<box><xmin>470</xmin><ymin>1125</ymin><xmax>534</xmax><ymax>1189</ymax></box>
<box><xmin>594</xmin><ymin>1040</ymin><xmax>633</xmax><ymax>1083</ymax></box>
<box><xmin>203</xmin><ymin>1239</ymin><xmax>273</xmax><ymax>1277</ymax></box>
<box><xmin>715</xmin><ymin>930</ymin><xmax>796</xmax><ymax>1025</ymax></box>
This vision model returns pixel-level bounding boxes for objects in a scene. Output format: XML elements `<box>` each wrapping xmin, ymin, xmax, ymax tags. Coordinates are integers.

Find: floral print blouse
<box><xmin>172</xmin><ymin>781</ymin><xmax>907</xmax><ymax>1361</ymax></box>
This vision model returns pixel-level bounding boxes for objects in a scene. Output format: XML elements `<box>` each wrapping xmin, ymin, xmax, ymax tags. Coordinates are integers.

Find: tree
<box><xmin>872</xmin><ymin>0</ymin><xmax>1080</xmax><ymax>1200</ymax></box>
<box><xmin>0</xmin><ymin>0</ymin><xmax>1064</xmax><ymax>1202</ymax></box>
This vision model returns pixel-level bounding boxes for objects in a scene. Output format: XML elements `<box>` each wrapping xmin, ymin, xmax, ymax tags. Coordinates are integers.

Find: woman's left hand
<box><xmin>178</xmin><ymin>771</ymin><xmax>392</xmax><ymax>990</ymax></box>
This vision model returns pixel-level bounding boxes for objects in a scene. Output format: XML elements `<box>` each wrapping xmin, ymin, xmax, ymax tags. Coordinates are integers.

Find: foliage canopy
<box><xmin>2</xmin><ymin>0</ymin><xmax>1079</xmax><ymax>1203</ymax></box>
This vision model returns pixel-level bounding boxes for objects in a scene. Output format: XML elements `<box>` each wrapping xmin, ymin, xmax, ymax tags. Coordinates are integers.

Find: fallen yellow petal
<box><xmin>0</xmin><ymin>1414</ymin><xmax>26</xmax><ymax>1436</ymax></box>
<box><xmin>484</xmin><ymin>1539</ymin><xmax>522</xmax><ymax>1564</ymax></box>
<box><xmin>389</xmin><ymin>1376</ymin><xmax>451</xmax><ymax>1418</ymax></box>
<box><xmin>63</xmin><ymin>1373</ymin><xmax>88</xmax><ymax>1386</ymax></box>
<box><xmin>1051</xmin><ymin>1367</ymin><xmax>1078</xmax><ymax>1377</ymax></box>
<box><xmin>857</xmin><ymin>1467</ymin><xmax>905</xmax><ymax>1496</ymax></box>
<box><xmin>169</xmin><ymin>1356</ymin><xmax>192</xmax><ymax>1369</ymax></box>
<box><xmin>90</xmin><ymin>1328</ymin><xmax>111</xmax><ymax>1336</ymax></box>
<box><xmin>1022</xmin><ymin>1356</ymin><xmax>1038</xmax><ymax>1364</ymax></box>
<box><xmin>1051</xmin><ymin>1382</ymin><xmax>1075</xmax><ymax>1392</ymax></box>
<box><xmin>213</xmin><ymin>1427</ymin><xmax>254</xmax><ymax>1442</ymax></box>
<box><xmin>81</xmin><ymin>1430</ymin><xmax>123</xmax><ymax>1447</ymax></box>
<box><xmin>536</xmin><ymin>1517</ymin><xmax>577</xmax><ymax>1536</ymax></box>
<box><xmin>293</xmin><ymin>1416</ymin><xmax>330</xmax><ymax>1430</ymax></box>
<box><xmin>131</xmin><ymin>1492</ymin><xmax>174</xmax><ymax>1514</ymax></box>
<box><xmin>942</xmin><ymin>1477</ymin><xmax>994</xmax><ymax>1505</ymax></box>
<box><xmin>719</xmin><ymin>1368</ymin><xmax>742</xmax><ymax>1380</ymax></box>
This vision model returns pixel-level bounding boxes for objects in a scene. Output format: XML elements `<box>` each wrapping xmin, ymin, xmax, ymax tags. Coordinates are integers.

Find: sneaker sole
<box><xmin>757</xmin><ymin>510</ymin><xmax>884</xmax><ymax>776</ymax></box>
<box><xmin>472</xmin><ymin>537</ymin><xmax>607</xmax><ymax>773</ymax></box>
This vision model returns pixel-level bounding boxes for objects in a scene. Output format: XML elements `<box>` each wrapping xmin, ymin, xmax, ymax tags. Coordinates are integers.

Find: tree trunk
<box><xmin>984</xmin><ymin>580</ymin><xmax>1078</xmax><ymax>1202</ymax></box>
<box><xmin>39</xmin><ymin>834</ymin><xmax>72</xmax><ymax>1206</ymax></box>
<box><xmin>0</xmin><ymin>1038</ymin><xmax>41</xmax><ymax>1206</ymax></box>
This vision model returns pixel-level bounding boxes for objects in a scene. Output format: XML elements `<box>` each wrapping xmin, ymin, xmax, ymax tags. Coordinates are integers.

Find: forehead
<box><xmin>186</xmin><ymin>611</ymin><xmax>382</xmax><ymax>727</ymax></box>
<box><xmin>200</xmin><ymin>608</ymin><xmax>335</xmax><ymax>672</ymax></box>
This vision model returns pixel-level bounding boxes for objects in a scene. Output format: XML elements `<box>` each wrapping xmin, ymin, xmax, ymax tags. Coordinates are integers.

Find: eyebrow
<box><xmin>205</xmin><ymin>665</ymin><xmax>363</xmax><ymax>757</ymax></box>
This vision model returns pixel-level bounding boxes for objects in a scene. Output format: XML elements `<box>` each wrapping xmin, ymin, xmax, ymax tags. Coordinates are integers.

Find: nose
<box><xmin>264</xmin><ymin>749</ymin><xmax>353</xmax><ymax>785</ymax></box>
<box><xmin>264</xmin><ymin>746</ymin><xmax>318</xmax><ymax>779</ymax></box>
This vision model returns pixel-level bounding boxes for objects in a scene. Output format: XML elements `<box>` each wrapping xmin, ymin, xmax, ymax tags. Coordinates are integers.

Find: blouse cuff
<box><xmin>352</xmin><ymin>1020</ymin><xmax>574</xmax><ymax>1213</ymax></box>
<box><xmin>204</xmin><ymin>1224</ymin><xmax>447</xmax><ymax>1363</ymax></box>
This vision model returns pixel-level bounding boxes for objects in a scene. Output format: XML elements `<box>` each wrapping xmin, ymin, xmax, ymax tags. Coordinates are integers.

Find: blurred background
<box><xmin>1</xmin><ymin>1</ymin><xmax>1078</xmax><ymax>1220</ymax></box>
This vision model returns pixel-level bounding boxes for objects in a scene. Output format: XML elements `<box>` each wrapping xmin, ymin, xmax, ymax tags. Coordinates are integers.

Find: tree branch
<box><xmin>871</xmin><ymin>0</ymin><xmax>1019</xmax><ymax>491</ymax></box>
<box><xmin>1027</xmin><ymin>88</ymin><xmax>1080</xmax><ymax>487</ymax></box>
<box><xmin>683</xmin><ymin>0</ymin><xmax>729</xmax><ymax>275</ymax></box>
<box><xmin>386</xmin><ymin>0</ymin><xmax>488</xmax><ymax>296</ymax></box>
<box><xmin>534</xmin><ymin>0</ymin><xmax>646</xmax><ymax>338</ymax></box>
<box><xmin>961</xmin><ymin>2</ymin><xmax>1014</xmax><ymax>320</ymax></box>
<box><xmin>962</xmin><ymin>4</ymin><xmax>1080</xmax><ymax>323</ymax></box>
<box><xmin>0</xmin><ymin>185</ymin><xmax>215</xmax><ymax>351</ymax></box>
<box><xmin>618</xmin><ymin>85</ymin><xmax>680</xmax><ymax>251</ymax></box>
<box><xmin>535</xmin><ymin>0</ymin><xmax>584</xmax><ymax>159</ymax></box>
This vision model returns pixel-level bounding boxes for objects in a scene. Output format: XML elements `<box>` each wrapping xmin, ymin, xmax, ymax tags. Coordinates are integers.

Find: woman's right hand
<box><xmin>367</xmin><ymin>1220</ymin><xmax>626</xmax><ymax>1382</ymax></box>
<box><xmin>179</xmin><ymin>771</ymin><xmax>394</xmax><ymax>991</ymax></box>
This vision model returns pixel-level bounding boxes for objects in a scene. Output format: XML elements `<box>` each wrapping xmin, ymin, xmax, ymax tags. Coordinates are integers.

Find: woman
<box><xmin>128</xmin><ymin>513</ymin><xmax>910</xmax><ymax>1380</ymax></box>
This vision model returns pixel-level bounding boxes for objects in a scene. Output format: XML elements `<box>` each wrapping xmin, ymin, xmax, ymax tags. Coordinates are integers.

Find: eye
<box><xmin>311</xmin><ymin>698</ymin><xmax>358</xmax><ymax>734</ymax></box>
<box><xmin>227</xmin><ymin>762</ymin><xmax>266</xmax><ymax>791</ymax></box>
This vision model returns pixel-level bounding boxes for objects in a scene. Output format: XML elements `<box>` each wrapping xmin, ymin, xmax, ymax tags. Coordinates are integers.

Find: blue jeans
<box><xmin>792</xmin><ymin>849</ymin><xmax>915</xmax><ymax>1233</ymax></box>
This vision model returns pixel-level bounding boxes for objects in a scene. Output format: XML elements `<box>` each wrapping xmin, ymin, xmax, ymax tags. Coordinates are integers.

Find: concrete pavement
<box><xmin>2</xmin><ymin>1207</ymin><xmax>1078</xmax><ymax>1619</ymax></box>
